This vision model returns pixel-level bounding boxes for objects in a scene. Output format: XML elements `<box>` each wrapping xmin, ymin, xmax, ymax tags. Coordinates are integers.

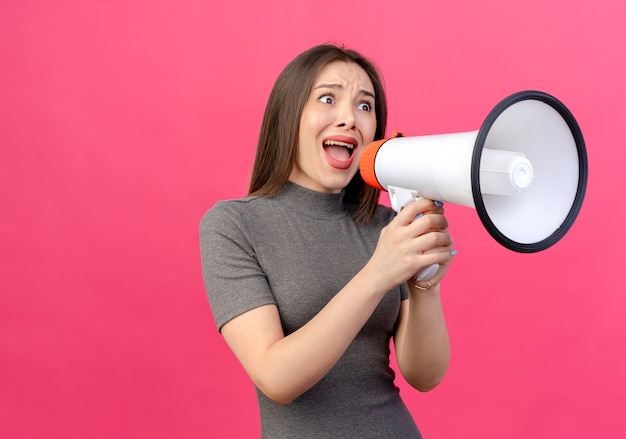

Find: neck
<box><xmin>275</xmin><ymin>181</ymin><xmax>348</xmax><ymax>219</ymax></box>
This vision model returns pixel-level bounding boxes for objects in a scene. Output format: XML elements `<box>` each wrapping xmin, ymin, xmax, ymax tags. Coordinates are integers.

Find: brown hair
<box><xmin>248</xmin><ymin>43</ymin><xmax>388</xmax><ymax>223</ymax></box>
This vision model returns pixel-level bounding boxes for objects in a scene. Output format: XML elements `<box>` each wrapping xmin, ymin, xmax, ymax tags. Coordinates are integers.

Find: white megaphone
<box><xmin>359</xmin><ymin>90</ymin><xmax>588</xmax><ymax>281</ymax></box>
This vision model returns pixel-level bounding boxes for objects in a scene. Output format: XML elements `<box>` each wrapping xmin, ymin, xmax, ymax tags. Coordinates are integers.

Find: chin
<box><xmin>325</xmin><ymin>176</ymin><xmax>355</xmax><ymax>193</ymax></box>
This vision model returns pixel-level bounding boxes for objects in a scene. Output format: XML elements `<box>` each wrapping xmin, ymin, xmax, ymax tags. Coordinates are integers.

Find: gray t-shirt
<box><xmin>200</xmin><ymin>182</ymin><xmax>421</xmax><ymax>438</ymax></box>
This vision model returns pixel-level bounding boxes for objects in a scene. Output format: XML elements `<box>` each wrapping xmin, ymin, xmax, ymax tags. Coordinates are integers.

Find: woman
<box><xmin>200</xmin><ymin>43</ymin><xmax>456</xmax><ymax>438</ymax></box>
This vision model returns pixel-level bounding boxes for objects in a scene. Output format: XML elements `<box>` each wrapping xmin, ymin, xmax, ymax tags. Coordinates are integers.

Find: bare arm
<box><xmin>220</xmin><ymin>200</ymin><xmax>454</xmax><ymax>404</ymax></box>
<box><xmin>393</xmin><ymin>202</ymin><xmax>455</xmax><ymax>391</ymax></box>
<box><xmin>394</xmin><ymin>284</ymin><xmax>451</xmax><ymax>392</ymax></box>
<box><xmin>221</xmin><ymin>270</ymin><xmax>390</xmax><ymax>405</ymax></box>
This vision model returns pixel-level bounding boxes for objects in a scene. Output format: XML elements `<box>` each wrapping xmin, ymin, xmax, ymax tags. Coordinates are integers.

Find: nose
<box><xmin>335</xmin><ymin>102</ymin><xmax>356</xmax><ymax>130</ymax></box>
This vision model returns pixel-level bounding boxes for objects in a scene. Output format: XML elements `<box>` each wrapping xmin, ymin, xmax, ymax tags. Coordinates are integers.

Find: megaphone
<box><xmin>360</xmin><ymin>90</ymin><xmax>588</xmax><ymax>280</ymax></box>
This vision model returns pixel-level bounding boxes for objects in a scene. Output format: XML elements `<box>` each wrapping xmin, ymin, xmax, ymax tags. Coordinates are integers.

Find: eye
<box><xmin>358</xmin><ymin>101</ymin><xmax>373</xmax><ymax>112</ymax></box>
<box><xmin>318</xmin><ymin>94</ymin><xmax>335</xmax><ymax>104</ymax></box>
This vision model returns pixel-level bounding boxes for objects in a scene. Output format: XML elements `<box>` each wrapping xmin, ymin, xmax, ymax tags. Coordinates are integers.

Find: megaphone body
<box><xmin>359</xmin><ymin>91</ymin><xmax>587</xmax><ymax>280</ymax></box>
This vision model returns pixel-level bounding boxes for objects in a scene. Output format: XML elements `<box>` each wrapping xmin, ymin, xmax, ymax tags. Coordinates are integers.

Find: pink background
<box><xmin>2</xmin><ymin>1</ymin><xmax>625</xmax><ymax>437</ymax></box>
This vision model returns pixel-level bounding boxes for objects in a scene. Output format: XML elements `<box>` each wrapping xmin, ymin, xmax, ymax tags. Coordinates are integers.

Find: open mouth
<box><xmin>323</xmin><ymin>139</ymin><xmax>355</xmax><ymax>160</ymax></box>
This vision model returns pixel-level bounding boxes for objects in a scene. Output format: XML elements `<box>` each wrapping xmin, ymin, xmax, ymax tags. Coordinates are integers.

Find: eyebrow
<box><xmin>313</xmin><ymin>83</ymin><xmax>376</xmax><ymax>99</ymax></box>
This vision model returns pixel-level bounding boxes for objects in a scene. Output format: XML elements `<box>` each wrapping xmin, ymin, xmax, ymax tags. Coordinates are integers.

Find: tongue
<box><xmin>324</xmin><ymin>145</ymin><xmax>350</xmax><ymax>161</ymax></box>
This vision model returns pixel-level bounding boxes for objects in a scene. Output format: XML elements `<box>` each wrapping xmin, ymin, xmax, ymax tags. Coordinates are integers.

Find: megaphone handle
<box><xmin>388</xmin><ymin>185</ymin><xmax>440</xmax><ymax>283</ymax></box>
<box><xmin>415</xmin><ymin>263</ymin><xmax>440</xmax><ymax>282</ymax></box>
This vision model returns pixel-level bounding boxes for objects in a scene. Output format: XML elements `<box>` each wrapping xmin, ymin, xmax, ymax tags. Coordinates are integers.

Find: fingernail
<box><xmin>451</xmin><ymin>250</ymin><xmax>458</xmax><ymax>256</ymax></box>
<box><xmin>434</xmin><ymin>200</ymin><xmax>444</xmax><ymax>207</ymax></box>
<box><xmin>413</xmin><ymin>213</ymin><xmax>424</xmax><ymax>221</ymax></box>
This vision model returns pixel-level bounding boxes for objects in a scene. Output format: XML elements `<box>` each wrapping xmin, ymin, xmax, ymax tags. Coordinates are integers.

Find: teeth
<box><xmin>323</xmin><ymin>140</ymin><xmax>354</xmax><ymax>149</ymax></box>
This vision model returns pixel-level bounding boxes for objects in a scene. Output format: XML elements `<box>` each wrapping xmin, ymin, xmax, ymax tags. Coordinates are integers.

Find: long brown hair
<box><xmin>248</xmin><ymin>43</ymin><xmax>388</xmax><ymax>223</ymax></box>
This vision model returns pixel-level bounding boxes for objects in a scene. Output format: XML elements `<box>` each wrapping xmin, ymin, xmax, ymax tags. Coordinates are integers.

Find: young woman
<box><xmin>200</xmin><ymin>43</ymin><xmax>456</xmax><ymax>438</ymax></box>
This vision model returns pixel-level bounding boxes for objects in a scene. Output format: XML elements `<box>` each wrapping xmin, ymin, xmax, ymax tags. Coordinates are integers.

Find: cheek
<box><xmin>300</xmin><ymin>109</ymin><xmax>327</xmax><ymax>140</ymax></box>
<box><xmin>360</xmin><ymin>114</ymin><xmax>377</xmax><ymax>142</ymax></box>
<box><xmin>297</xmin><ymin>114</ymin><xmax>314</xmax><ymax>148</ymax></box>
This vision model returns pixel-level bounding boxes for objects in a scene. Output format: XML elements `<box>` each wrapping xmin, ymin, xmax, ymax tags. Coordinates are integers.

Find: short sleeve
<box><xmin>399</xmin><ymin>282</ymin><xmax>409</xmax><ymax>301</ymax></box>
<box><xmin>199</xmin><ymin>200</ymin><xmax>276</xmax><ymax>331</ymax></box>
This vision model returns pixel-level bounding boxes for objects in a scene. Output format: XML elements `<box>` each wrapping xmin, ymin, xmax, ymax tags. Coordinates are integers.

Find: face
<box><xmin>290</xmin><ymin>61</ymin><xmax>377</xmax><ymax>194</ymax></box>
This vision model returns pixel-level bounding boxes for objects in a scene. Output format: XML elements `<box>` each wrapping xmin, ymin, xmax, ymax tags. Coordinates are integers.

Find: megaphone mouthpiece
<box><xmin>359</xmin><ymin>137</ymin><xmax>389</xmax><ymax>192</ymax></box>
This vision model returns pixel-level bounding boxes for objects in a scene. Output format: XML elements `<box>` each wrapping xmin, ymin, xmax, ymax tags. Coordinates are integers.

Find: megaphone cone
<box><xmin>360</xmin><ymin>90</ymin><xmax>588</xmax><ymax>262</ymax></box>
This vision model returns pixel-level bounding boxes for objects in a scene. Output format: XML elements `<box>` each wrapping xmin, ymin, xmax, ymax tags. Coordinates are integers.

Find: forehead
<box><xmin>312</xmin><ymin>61</ymin><xmax>375</xmax><ymax>95</ymax></box>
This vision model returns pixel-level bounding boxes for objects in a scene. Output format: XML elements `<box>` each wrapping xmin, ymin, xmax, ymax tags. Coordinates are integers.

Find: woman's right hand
<box><xmin>363</xmin><ymin>199</ymin><xmax>454</xmax><ymax>294</ymax></box>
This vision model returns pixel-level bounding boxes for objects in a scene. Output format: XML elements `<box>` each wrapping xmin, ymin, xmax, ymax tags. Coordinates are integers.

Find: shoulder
<box><xmin>199</xmin><ymin>197</ymin><xmax>266</xmax><ymax>264</ymax></box>
<box><xmin>201</xmin><ymin>193</ymin><xmax>278</xmax><ymax>223</ymax></box>
<box><xmin>201</xmin><ymin>196</ymin><xmax>255</xmax><ymax>221</ymax></box>
<box><xmin>200</xmin><ymin>196</ymin><xmax>260</xmax><ymax>235</ymax></box>
<box><xmin>200</xmin><ymin>194</ymin><xmax>285</xmax><ymax>240</ymax></box>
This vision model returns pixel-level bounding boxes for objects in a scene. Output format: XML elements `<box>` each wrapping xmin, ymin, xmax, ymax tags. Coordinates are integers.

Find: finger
<box><xmin>418</xmin><ymin>251</ymin><xmax>455</xmax><ymax>273</ymax></box>
<box><xmin>418</xmin><ymin>230</ymin><xmax>453</xmax><ymax>252</ymax></box>
<box><xmin>408</xmin><ymin>215</ymin><xmax>449</xmax><ymax>239</ymax></box>
<box><xmin>411</xmin><ymin>234</ymin><xmax>454</xmax><ymax>259</ymax></box>
<box><xmin>396</xmin><ymin>199</ymin><xmax>443</xmax><ymax>224</ymax></box>
<box><xmin>415</xmin><ymin>200</ymin><xmax>445</xmax><ymax>216</ymax></box>
<box><xmin>395</xmin><ymin>200</ymin><xmax>428</xmax><ymax>225</ymax></box>
<box><xmin>423</xmin><ymin>200</ymin><xmax>445</xmax><ymax>215</ymax></box>
<box><xmin>430</xmin><ymin>248</ymin><xmax>456</xmax><ymax>276</ymax></box>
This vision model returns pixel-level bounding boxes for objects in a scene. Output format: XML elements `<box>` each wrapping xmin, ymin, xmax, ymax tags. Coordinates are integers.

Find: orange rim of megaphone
<box><xmin>359</xmin><ymin>132</ymin><xmax>404</xmax><ymax>192</ymax></box>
